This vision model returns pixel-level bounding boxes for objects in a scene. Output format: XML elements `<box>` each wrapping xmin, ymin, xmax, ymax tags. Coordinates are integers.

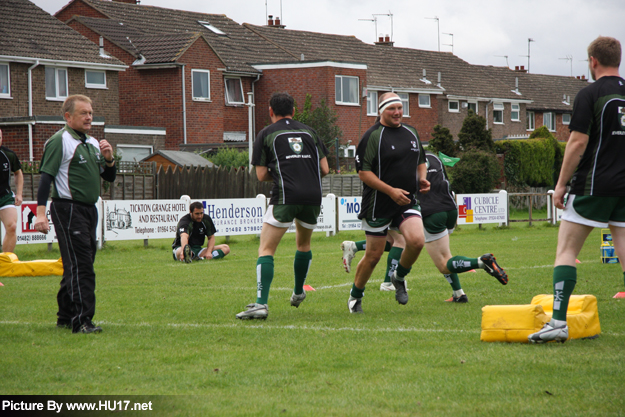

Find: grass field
<box><xmin>1</xmin><ymin>219</ymin><xmax>624</xmax><ymax>416</ymax></box>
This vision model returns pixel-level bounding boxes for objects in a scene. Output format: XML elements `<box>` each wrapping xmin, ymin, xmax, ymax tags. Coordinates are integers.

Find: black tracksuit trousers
<box><xmin>51</xmin><ymin>199</ymin><xmax>98</xmax><ymax>333</ymax></box>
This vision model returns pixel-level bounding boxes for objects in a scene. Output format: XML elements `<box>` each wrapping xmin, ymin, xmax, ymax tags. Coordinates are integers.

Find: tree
<box><xmin>450</xmin><ymin>149</ymin><xmax>501</xmax><ymax>193</ymax></box>
<box><xmin>457</xmin><ymin>110</ymin><xmax>494</xmax><ymax>152</ymax></box>
<box><xmin>293</xmin><ymin>94</ymin><xmax>343</xmax><ymax>150</ymax></box>
<box><xmin>428</xmin><ymin>124</ymin><xmax>458</xmax><ymax>157</ymax></box>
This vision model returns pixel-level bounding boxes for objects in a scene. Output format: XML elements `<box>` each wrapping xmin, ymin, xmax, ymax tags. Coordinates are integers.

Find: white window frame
<box><xmin>0</xmin><ymin>63</ymin><xmax>10</xmax><ymax>98</ymax></box>
<box><xmin>224</xmin><ymin>77</ymin><xmax>245</xmax><ymax>105</ymax></box>
<box><xmin>335</xmin><ymin>75</ymin><xmax>359</xmax><ymax>106</ymax></box>
<box><xmin>198</xmin><ymin>21</ymin><xmax>226</xmax><ymax>36</ymax></box>
<box><xmin>398</xmin><ymin>93</ymin><xmax>409</xmax><ymax>117</ymax></box>
<box><xmin>45</xmin><ymin>66</ymin><xmax>68</xmax><ymax>101</ymax></box>
<box><xmin>116</xmin><ymin>145</ymin><xmax>154</xmax><ymax>164</ymax></box>
<box><xmin>418</xmin><ymin>94</ymin><xmax>431</xmax><ymax>108</ymax></box>
<box><xmin>511</xmin><ymin>103</ymin><xmax>520</xmax><ymax>121</ymax></box>
<box><xmin>562</xmin><ymin>113</ymin><xmax>571</xmax><ymax>125</ymax></box>
<box><xmin>493</xmin><ymin>102</ymin><xmax>504</xmax><ymax>124</ymax></box>
<box><xmin>191</xmin><ymin>69</ymin><xmax>211</xmax><ymax>101</ymax></box>
<box><xmin>527</xmin><ymin>111</ymin><xmax>535</xmax><ymax>131</ymax></box>
<box><xmin>85</xmin><ymin>70</ymin><xmax>107</xmax><ymax>89</ymax></box>
<box><xmin>543</xmin><ymin>112</ymin><xmax>556</xmax><ymax>132</ymax></box>
<box><xmin>366</xmin><ymin>90</ymin><xmax>378</xmax><ymax>116</ymax></box>
<box><xmin>467</xmin><ymin>101</ymin><xmax>478</xmax><ymax>114</ymax></box>
<box><xmin>343</xmin><ymin>145</ymin><xmax>356</xmax><ymax>158</ymax></box>
<box><xmin>448</xmin><ymin>100</ymin><xmax>459</xmax><ymax>113</ymax></box>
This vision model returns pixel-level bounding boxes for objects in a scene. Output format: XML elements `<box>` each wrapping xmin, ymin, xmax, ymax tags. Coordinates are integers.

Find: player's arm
<box><xmin>319</xmin><ymin>157</ymin><xmax>329</xmax><ymax>177</ymax></box>
<box><xmin>180</xmin><ymin>232</ymin><xmax>189</xmax><ymax>248</ymax></box>
<box><xmin>359</xmin><ymin>170</ymin><xmax>411</xmax><ymax>206</ymax></box>
<box><xmin>417</xmin><ymin>163</ymin><xmax>430</xmax><ymax>194</ymax></box>
<box><xmin>13</xmin><ymin>169</ymin><xmax>23</xmax><ymax>206</ymax></box>
<box><xmin>206</xmin><ymin>234</ymin><xmax>215</xmax><ymax>254</ymax></box>
<box><xmin>554</xmin><ymin>130</ymin><xmax>589</xmax><ymax>209</ymax></box>
<box><xmin>256</xmin><ymin>165</ymin><xmax>273</xmax><ymax>182</ymax></box>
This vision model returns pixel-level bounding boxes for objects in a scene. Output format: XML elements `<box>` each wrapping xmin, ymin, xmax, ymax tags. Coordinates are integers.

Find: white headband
<box><xmin>378</xmin><ymin>96</ymin><xmax>402</xmax><ymax>114</ymax></box>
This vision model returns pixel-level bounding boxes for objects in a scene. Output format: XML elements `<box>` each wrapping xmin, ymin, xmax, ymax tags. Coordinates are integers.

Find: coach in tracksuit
<box><xmin>34</xmin><ymin>95</ymin><xmax>116</xmax><ymax>334</ymax></box>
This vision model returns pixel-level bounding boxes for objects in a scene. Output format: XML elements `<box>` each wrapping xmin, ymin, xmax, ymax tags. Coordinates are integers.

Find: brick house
<box><xmin>0</xmin><ymin>0</ymin><xmax>127</xmax><ymax>161</ymax></box>
<box><xmin>49</xmin><ymin>0</ymin><xmax>589</xmax><ymax>165</ymax></box>
<box><xmin>55</xmin><ymin>0</ymin><xmax>294</xmax><ymax>160</ymax></box>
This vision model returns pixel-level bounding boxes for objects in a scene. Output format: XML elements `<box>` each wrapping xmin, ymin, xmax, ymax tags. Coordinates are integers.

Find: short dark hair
<box><xmin>269</xmin><ymin>92</ymin><xmax>294</xmax><ymax>117</ymax></box>
<box><xmin>588</xmin><ymin>36</ymin><xmax>621</xmax><ymax>68</ymax></box>
<box><xmin>189</xmin><ymin>201</ymin><xmax>204</xmax><ymax>212</ymax></box>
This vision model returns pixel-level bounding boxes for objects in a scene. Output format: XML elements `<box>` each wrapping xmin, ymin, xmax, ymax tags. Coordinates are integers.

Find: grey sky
<box><xmin>33</xmin><ymin>0</ymin><xmax>625</xmax><ymax>78</ymax></box>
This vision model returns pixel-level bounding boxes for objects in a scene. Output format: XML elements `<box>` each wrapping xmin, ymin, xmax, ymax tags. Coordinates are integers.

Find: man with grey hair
<box><xmin>34</xmin><ymin>95</ymin><xmax>116</xmax><ymax>334</ymax></box>
<box><xmin>529</xmin><ymin>36</ymin><xmax>625</xmax><ymax>343</ymax></box>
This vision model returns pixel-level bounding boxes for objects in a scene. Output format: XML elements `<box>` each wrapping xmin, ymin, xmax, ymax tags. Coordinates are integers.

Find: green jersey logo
<box><xmin>288</xmin><ymin>137</ymin><xmax>303</xmax><ymax>154</ymax></box>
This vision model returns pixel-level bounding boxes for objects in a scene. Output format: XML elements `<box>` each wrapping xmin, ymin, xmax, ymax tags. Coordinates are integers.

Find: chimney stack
<box><xmin>374</xmin><ymin>34</ymin><xmax>394</xmax><ymax>47</ymax></box>
<box><xmin>275</xmin><ymin>17</ymin><xmax>281</xmax><ymax>26</ymax></box>
<box><xmin>268</xmin><ymin>15</ymin><xmax>274</xmax><ymax>26</ymax></box>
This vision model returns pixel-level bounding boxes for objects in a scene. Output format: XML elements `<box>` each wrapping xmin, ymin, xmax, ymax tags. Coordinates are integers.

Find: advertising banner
<box><xmin>6</xmin><ymin>200</ymin><xmax>103</xmax><ymax>246</ymax></box>
<box><xmin>337</xmin><ymin>196</ymin><xmax>362</xmax><ymax>231</ymax></box>
<box><xmin>104</xmin><ymin>199</ymin><xmax>188</xmax><ymax>241</ymax></box>
<box><xmin>456</xmin><ymin>193</ymin><xmax>508</xmax><ymax>225</ymax></box>
<box><xmin>203</xmin><ymin>196</ymin><xmax>266</xmax><ymax>236</ymax></box>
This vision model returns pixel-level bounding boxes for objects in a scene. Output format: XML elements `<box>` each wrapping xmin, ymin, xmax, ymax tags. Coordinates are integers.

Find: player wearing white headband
<box><xmin>347</xmin><ymin>92</ymin><xmax>430</xmax><ymax>313</ymax></box>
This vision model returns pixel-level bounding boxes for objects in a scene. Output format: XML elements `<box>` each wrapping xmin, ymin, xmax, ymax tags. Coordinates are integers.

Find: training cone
<box><xmin>0</xmin><ymin>282</ymin><xmax>3</xmax><ymax>286</ymax></box>
<box><xmin>576</xmin><ymin>259</ymin><xmax>581</xmax><ymax>263</ymax></box>
<box><xmin>303</xmin><ymin>285</ymin><xmax>316</xmax><ymax>291</ymax></box>
<box><xmin>613</xmin><ymin>292</ymin><xmax>625</xmax><ymax>299</ymax></box>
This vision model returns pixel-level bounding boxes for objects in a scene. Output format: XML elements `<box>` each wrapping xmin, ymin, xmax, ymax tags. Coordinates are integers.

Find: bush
<box><xmin>428</xmin><ymin>125</ymin><xmax>458</xmax><ymax>156</ymax></box>
<box><xmin>294</xmin><ymin>94</ymin><xmax>343</xmax><ymax>151</ymax></box>
<box><xmin>205</xmin><ymin>147</ymin><xmax>249</xmax><ymax>169</ymax></box>
<box><xmin>450</xmin><ymin>149</ymin><xmax>501</xmax><ymax>193</ymax></box>
<box><xmin>494</xmin><ymin>126</ymin><xmax>561</xmax><ymax>187</ymax></box>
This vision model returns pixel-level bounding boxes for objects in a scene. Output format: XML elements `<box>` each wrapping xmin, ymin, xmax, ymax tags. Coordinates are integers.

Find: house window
<box><xmin>191</xmin><ymin>69</ymin><xmax>210</xmax><ymax>101</ymax></box>
<box><xmin>0</xmin><ymin>63</ymin><xmax>10</xmax><ymax>97</ymax></box>
<box><xmin>398</xmin><ymin>93</ymin><xmax>409</xmax><ymax>116</ymax></box>
<box><xmin>544</xmin><ymin>112</ymin><xmax>556</xmax><ymax>131</ymax></box>
<box><xmin>197</xmin><ymin>21</ymin><xmax>226</xmax><ymax>36</ymax></box>
<box><xmin>45</xmin><ymin>67</ymin><xmax>68</xmax><ymax>100</ymax></box>
<box><xmin>448</xmin><ymin>100</ymin><xmax>459</xmax><ymax>113</ymax></box>
<box><xmin>366</xmin><ymin>90</ymin><xmax>378</xmax><ymax>116</ymax></box>
<box><xmin>344</xmin><ymin>145</ymin><xmax>356</xmax><ymax>158</ymax></box>
<box><xmin>225</xmin><ymin>77</ymin><xmax>244</xmax><ymax>105</ymax></box>
<box><xmin>335</xmin><ymin>75</ymin><xmax>359</xmax><ymax>105</ymax></box>
<box><xmin>493</xmin><ymin>102</ymin><xmax>504</xmax><ymax>124</ymax></box>
<box><xmin>468</xmin><ymin>101</ymin><xmax>478</xmax><ymax>114</ymax></box>
<box><xmin>419</xmin><ymin>94</ymin><xmax>431</xmax><ymax>108</ymax></box>
<box><xmin>527</xmin><ymin>111</ymin><xmax>535</xmax><ymax>131</ymax></box>
<box><xmin>116</xmin><ymin>145</ymin><xmax>153</xmax><ymax>163</ymax></box>
<box><xmin>562</xmin><ymin>113</ymin><xmax>571</xmax><ymax>125</ymax></box>
<box><xmin>511</xmin><ymin>103</ymin><xmax>520</xmax><ymax>121</ymax></box>
<box><xmin>85</xmin><ymin>70</ymin><xmax>106</xmax><ymax>89</ymax></box>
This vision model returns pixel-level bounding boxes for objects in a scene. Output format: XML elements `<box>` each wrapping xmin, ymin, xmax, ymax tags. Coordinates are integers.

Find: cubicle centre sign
<box><xmin>456</xmin><ymin>193</ymin><xmax>507</xmax><ymax>225</ymax></box>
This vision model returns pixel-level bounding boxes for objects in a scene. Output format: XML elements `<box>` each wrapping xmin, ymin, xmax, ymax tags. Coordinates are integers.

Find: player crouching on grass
<box><xmin>172</xmin><ymin>201</ymin><xmax>230</xmax><ymax>263</ymax></box>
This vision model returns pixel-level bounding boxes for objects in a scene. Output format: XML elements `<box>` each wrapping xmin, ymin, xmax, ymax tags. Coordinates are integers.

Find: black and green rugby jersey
<box><xmin>172</xmin><ymin>213</ymin><xmax>217</xmax><ymax>248</ymax></box>
<box><xmin>40</xmin><ymin>125</ymin><xmax>107</xmax><ymax>205</ymax></box>
<box><xmin>0</xmin><ymin>146</ymin><xmax>22</xmax><ymax>198</ymax></box>
<box><xmin>355</xmin><ymin>122</ymin><xmax>426</xmax><ymax>220</ymax></box>
<box><xmin>418</xmin><ymin>153</ymin><xmax>456</xmax><ymax>217</ymax></box>
<box><xmin>569</xmin><ymin>76</ymin><xmax>625</xmax><ymax>196</ymax></box>
<box><xmin>252</xmin><ymin>118</ymin><xmax>329</xmax><ymax>205</ymax></box>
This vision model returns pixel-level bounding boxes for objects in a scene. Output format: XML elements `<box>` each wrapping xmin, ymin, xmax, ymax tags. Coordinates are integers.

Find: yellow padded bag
<box><xmin>481</xmin><ymin>304</ymin><xmax>549</xmax><ymax>343</ymax></box>
<box><xmin>0</xmin><ymin>252</ymin><xmax>63</xmax><ymax>277</ymax></box>
<box><xmin>530</xmin><ymin>294</ymin><xmax>601</xmax><ymax>340</ymax></box>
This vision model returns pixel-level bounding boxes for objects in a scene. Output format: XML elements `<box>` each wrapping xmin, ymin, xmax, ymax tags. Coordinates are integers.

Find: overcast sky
<box><xmin>33</xmin><ymin>0</ymin><xmax>625</xmax><ymax>78</ymax></box>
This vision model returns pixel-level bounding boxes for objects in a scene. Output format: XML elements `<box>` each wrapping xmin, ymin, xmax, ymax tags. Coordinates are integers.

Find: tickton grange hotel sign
<box><xmin>203</xmin><ymin>198</ymin><xmax>265</xmax><ymax>236</ymax></box>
